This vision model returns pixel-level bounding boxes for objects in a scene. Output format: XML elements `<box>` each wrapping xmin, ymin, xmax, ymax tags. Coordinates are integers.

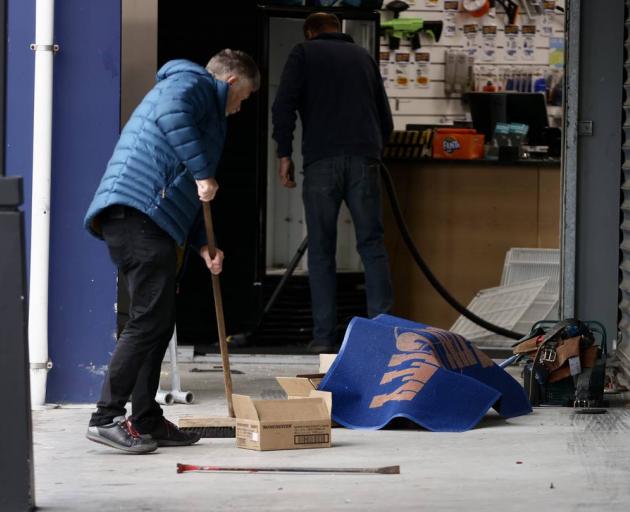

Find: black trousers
<box><xmin>89</xmin><ymin>206</ymin><xmax>176</xmax><ymax>434</ymax></box>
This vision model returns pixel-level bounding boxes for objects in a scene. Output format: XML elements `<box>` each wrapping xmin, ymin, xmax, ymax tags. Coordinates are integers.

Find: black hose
<box><xmin>379</xmin><ymin>162</ymin><xmax>525</xmax><ymax>340</ymax></box>
<box><xmin>262</xmin><ymin>236</ymin><xmax>308</xmax><ymax>318</ymax></box>
<box><xmin>227</xmin><ymin>236</ymin><xmax>308</xmax><ymax>346</ymax></box>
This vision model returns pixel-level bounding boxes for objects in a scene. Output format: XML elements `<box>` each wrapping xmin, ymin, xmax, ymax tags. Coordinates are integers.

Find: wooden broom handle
<box><xmin>202</xmin><ymin>201</ymin><xmax>234</xmax><ymax>417</ymax></box>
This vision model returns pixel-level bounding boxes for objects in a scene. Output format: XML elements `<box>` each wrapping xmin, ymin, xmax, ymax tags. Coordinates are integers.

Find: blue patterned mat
<box><xmin>319</xmin><ymin>315</ymin><xmax>532</xmax><ymax>432</ymax></box>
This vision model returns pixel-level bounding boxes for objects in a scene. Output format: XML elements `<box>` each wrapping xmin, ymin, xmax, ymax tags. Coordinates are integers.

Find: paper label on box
<box><xmin>294</xmin><ymin>433</ymin><xmax>330</xmax><ymax>445</ymax></box>
<box><xmin>236</xmin><ymin>421</ymin><xmax>260</xmax><ymax>449</ymax></box>
<box><xmin>293</xmin><ymin>423</ymin><xmax>330</xmax><ymax>446</ymax></box>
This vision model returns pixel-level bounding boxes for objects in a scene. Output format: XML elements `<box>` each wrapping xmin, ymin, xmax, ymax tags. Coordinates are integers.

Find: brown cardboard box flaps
<box><xmin>276</xmin><ymin>376</ymin><xmax>343</xmax><ymax>428</ymax></box>
<box><xmin>233</xmin><ymin>392</ymin><xmax>331</xmax><ymax>451</ymax></box>
<box><xmin>276</xmin><ymin>375</ymin><xmax>323</xmax><ymax>399</ymax></box>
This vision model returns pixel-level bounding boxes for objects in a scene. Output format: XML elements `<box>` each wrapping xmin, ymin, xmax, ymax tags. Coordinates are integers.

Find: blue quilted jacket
<box><xmin>84</xmin><ymin>59</ymin><xmax>229</xmax><ymax>246</ymax></box>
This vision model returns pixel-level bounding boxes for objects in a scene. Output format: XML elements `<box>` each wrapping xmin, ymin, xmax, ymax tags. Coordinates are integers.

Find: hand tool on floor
<box><xmin>176</xmin><ymin>202</ymin><xmax>236</xmax><ymax>437</ymax></box>
<box><xmin>176</xmin><ymin>463</ymin><xmax>400</xmax><ymax>475</ymax></box>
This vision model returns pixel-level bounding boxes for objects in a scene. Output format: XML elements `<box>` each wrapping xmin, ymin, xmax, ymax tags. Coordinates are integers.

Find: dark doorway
<box><xmin>157</xmin><ymin>0</ymin><xmax>263</xmax><ymax>349</ymax></box>
<box><xmin>156</xmin><ymin>2</ymin><xmax>371</xmax><ymax>354</ymax></box>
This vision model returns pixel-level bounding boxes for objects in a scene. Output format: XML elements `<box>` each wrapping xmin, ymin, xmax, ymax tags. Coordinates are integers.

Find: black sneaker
<box><xmin>307</xmin><ymin>339</ymin><xmax>335</xmax><ymax>354</ymax></box>
<box><xmin>86</xmin><ymin>417</ymin><xmax>158</xmax><ymax>454</ymax></box>
<box><xmin>145</xmin><ymin>418</ymin><xmax>201</xmax><ymax>447</ymax></box>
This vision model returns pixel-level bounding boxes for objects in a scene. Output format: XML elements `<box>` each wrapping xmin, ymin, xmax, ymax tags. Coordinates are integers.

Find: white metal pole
<box><xmin>28</xmin><ymin>0</ymin><xmax>56</xmax><ymax>407</ymax></box>
<box><xmin>169</xmin><ymin>329</ymin><xmax>194</xmax><ymax>404</ymax></box>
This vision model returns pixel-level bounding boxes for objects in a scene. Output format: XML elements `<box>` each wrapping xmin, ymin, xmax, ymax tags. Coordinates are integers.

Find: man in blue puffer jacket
<box><xmin>84</xmin><ymin>50</ymin><xmax>259</xmax><ymax>454</ymax></box>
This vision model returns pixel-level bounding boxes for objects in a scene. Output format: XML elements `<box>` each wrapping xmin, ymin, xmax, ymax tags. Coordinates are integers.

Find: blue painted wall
<box><xmin>5</xmin><ymin>1</ymin><xmax>120</xmax><ymax>402</ymax></box>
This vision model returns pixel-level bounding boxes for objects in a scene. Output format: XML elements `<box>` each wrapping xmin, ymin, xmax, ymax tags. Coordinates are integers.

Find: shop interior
<box><xmin>139</xmin><ymin>0</ymin><xmax>566</xmax><ymax>354</ymax></box>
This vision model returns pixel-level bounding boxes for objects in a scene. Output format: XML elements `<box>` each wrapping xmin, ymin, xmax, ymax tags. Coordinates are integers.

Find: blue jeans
<box><xmin>302</xmin><ymin>155</ymin><xmax>393</xmax><ymax>343</ymax></box>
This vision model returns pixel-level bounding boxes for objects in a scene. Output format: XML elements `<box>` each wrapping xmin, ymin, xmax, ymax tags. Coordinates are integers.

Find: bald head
<box><xmin>303</xmin><ymin>12</ymin><xmax>341</xmax><ymax>40</ymax></box>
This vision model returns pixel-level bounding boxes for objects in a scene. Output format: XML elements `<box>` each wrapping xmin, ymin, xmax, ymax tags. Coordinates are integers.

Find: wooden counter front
<box><xmin>382</xmin><ymin>160</ymin><xmax>561</xmax><ymax>330</ymax></box>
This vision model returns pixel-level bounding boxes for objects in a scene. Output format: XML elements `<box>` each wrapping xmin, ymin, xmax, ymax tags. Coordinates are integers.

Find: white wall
<box><xmin>380</xmin><ymin>0</ymin><xmax>566</xmax><ymax>129</ymax></box>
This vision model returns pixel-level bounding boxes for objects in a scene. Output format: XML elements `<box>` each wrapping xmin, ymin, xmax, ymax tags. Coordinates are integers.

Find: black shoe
<box><xmin>307</xmin><ymin>339</ymin><xmax>335</xmax><ymax>354</ymax></box>
<box><xmin>145</xmin><ymin>418</ymin><xmax>201</xmax><ymax>447</ymax></box>
<box><xmin>86</xmin><ymin>417</ymin><xmax>158</xmax><ymax>454</ymax></box>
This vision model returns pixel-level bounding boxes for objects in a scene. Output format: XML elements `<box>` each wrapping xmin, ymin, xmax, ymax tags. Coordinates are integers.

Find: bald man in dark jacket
<box><xmin>272</xmin><ymin>12</ymin><xmax>394</xmax><ymax>354</ymax></box>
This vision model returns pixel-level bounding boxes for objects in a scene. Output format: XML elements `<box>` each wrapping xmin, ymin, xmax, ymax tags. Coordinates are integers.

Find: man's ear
<box><xmin>225</xmin><ymin>75</ymin><xmax>239</xmax><ymax>86</ymax></box>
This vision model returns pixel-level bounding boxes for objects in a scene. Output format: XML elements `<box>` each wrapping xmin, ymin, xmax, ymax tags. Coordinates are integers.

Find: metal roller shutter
<box><xmin>618</xmin><ymin>0</ymin><xmax>630</xmax><ymax>374</ymax></box>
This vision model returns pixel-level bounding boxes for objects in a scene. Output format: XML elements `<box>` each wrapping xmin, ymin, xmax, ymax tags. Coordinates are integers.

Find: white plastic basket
<box><xmin>500</xmin><ymin>248</ymin><xmax>560</xmax><ymax>301</ymax></box>
<box><xmin>450</xmin><ymin>278</ymin><xmax>550</xmax><ymax>348</ymax></box>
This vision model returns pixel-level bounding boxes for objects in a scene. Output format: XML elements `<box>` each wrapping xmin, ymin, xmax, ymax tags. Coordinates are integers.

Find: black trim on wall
<box><xmin>0</xmin><ymin>176</ymin><xmax>35</xmax><ymax>510</ymax></box>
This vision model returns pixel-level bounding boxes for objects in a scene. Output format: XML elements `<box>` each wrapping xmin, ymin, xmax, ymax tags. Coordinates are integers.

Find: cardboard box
<box><xmin>233</xmin><ymin>392</ymin><xmax>331</xmax><ymax>451</ymax></box>
<box><xmin>276</xmin><ymin>375</ymin><xmax>323</xmax><ymax>399</ymax></box>
<box><xmin>276</xmin><ymin>375</ymin><xmax>344</xmax><ymax>428</ymax></box>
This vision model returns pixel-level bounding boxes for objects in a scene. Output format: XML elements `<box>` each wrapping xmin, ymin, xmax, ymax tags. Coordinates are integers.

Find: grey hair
<box><xmin>206</xmin><ymin>49</ymin><xmax>260</xmax><ymax>91</ymax></box>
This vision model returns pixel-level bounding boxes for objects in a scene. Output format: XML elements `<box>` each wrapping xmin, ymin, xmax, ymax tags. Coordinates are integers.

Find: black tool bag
<box><xmin>516</xmin><ymin>319</ymin><xmax>607</xmax><ymax>407</ymax></box>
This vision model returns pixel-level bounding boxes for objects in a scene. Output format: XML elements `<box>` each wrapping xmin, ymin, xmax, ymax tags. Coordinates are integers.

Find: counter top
<box><xmin>383</xmin><ymin>157</ymin><xmax>561</xmax><ymax>167</ymax></box>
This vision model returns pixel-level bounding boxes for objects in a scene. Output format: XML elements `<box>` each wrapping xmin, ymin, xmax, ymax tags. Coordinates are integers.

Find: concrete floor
<box><xmin>33</xmin><ymin>355</ymin><xmax>630</xmax><ymax>511</ymax></box>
